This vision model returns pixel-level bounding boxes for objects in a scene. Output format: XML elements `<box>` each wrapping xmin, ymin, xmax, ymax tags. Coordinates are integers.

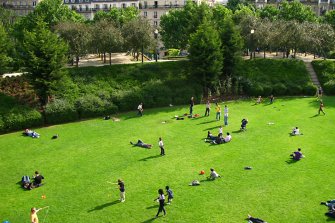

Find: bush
<box><xmin>45</xmin><ymin>99</ymin><xmax>79</xmax><ymax>124</ymax></box>
<box><xmin>142</xmin><ymin>81</ymin><xmax>172</xmax><ymax>108</ymax></box>
<box><xmin>262</xmin><ymin>84</ymin><xmax>273</xmax><ymax>96</ymax></box>
<box><xmin>2</xmin><ymin>107</ymin><xmax>43</xmax><ymax>132</ymax></box>
<box><xmin>167</xmin><ymin>49</ymin><xmax>181</xmax><ymax>57</ymax></box>
<box><xmin>76</xmin><ymin>95</ymin><xmax>118</xmax><ymax>119</ymax></box>
<box><xmin>114</xmin><ymin>89</ymin><xmax>143</xmax><ymax>112</ymax></box>
<box><xmin>323</xmin><ymin>80</ymin><xmax>335</xmax><ymax>95</ymax></box>
<box><xmin>273</xmin><ymin>83</ymin><xmax>287</xmax><ymax>95</ymax></box>
<box><xmin>0</xmin><ymin>116</ymin><xmax>5</xmax><ymax>134</ymax></box>
<box><xmin>303</xmin><ymin>83</ymin><xmax>317</xmax><ymax>96</ymax></box>
<box><xmin>286</xmin><ymin>84</ymin><xmax>303</xmax><ymax>95</ymax></box>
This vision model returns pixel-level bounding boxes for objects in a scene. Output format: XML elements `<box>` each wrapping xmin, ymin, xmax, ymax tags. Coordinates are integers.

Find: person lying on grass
<box><xmin>207</xmin><ymin>168</ymin><xmax>221</xmax><ymax>180</ymax></box>
<box><xmin>205</xmin><ymin>133</ymin><xmax>224</xmax><ymax>144</ymax></box>
<box><xmin>24</xmin><ymin>129</ymin><xmax>40</xmax><ymax>138</ymax></box>
<box><xmin>290</xmin><ymin>148</ymin><xmax>304</xmax><ymax>161</ymax></box>
<box><xmin>321</xmin><ymin>199</ymin><xmax>335</xmax><ymax>210</ymax></box>
<box><xmin>291</xmin><ymin>127</ymin><xmax>302</xmax><ymax>136</ymax></box>
<box><xmin>207</xmin><ymin>131</ymin><xmax>216</xmax><ymax>140</ymax></box>
<box><xmin>246</xmin><ymin>214</ymin><xmax>267</xmax><ymax>223</ymax></box>
<box><xmin>130</xmin><ymin>140</ymin><xmax>152</xmax><ymax>149</ymax></box>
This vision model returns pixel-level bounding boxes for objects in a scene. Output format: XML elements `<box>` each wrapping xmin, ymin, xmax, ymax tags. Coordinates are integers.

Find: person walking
<box><xmin>318</xmin><ymin>100</ymin><xmax>325</xmax><ymax>115</ymax></box>
<box><xmin>165</xmin><ymin>186</ymin><xmax>174</xmax><ymax>205</ymax></box>
<box><xmin>215</xmin><ymin>103</ymin><xmax>221</xmax><ymax>121</ymax></box>
<box><xmin>223</xmin><ymin>105</ymin><xmax>228</xmax><ymax>126</ymax></box>
<box><xmin>159</xmin><ymin>137</ymin><xmax>165</xmax><ymax>156</ymax></box>
<box><xmin>137</xmin><ymin>103</ymin><xmax>143</xmax><ymax>116</ymax></box>
<box><xmin>204</xmin><ymin>100</ymin><xmax>210</xmax><ymax>116</ymax></box>
<box><xmin>155</xmin><ymin>189</ymin><xmax>166</xmax><ymax>218</ymax></box>
<box><xmin>189</xmin><ymin>97</ymin><xmax>194</xmax><ymax>116</ymax></box>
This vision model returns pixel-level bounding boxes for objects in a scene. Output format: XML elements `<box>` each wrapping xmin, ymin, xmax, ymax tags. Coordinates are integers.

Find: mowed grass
<box><xmin>0</xmin><ymin>97</ymin><xmax>334</xmax><ymax>223</ymax></box>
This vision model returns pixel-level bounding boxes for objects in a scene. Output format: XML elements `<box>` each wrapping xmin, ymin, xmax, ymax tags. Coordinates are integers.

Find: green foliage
<box><xmin>76</xmin><ymin>95</ymin><xmax>118</xmax><ymax>118</ymax></box>
<box><xmin>44</xmin><ymin>99</ymin><xmax>79</xmax><ymax>124</ymax></box>
<box><xmin>259</xmin><ymin>5</ymin><xmax>280</xmax><ymax>21</ymax></box>
<box><xmin>0</xmin><ymin>23</ymin><xmax>13</xmax><ymax>75</ymax></box>
<box><xmin>278</xmin><ymin>1</ymin><xmax>317</xmax><ymax>23</ymax></box>
<box><xmin>20</xmin><ymin>20</ymin><xmax>68</xmax><ymax>105</ymax></box>
<box><xmin>167</xmin><ymin>49</ymin><xmax>180</xmax><ymax>57</ymax></box>
<box><xmin>323</xmin><ymin>10</ymin><xmax>335</xmax><ymax>29</ymax></box>
<box><xmin>236</xmin><ymin>59</ymin><xmax>315</xmax><ymax>95</ymax></box>
<box><xmin>93</xmin><ymin>6</ymin><xmax>139</xmax><ymax>26</ymax></box>
<box><xmin>189</xmin><ymin>22</ymin><xmax>223</xmax><ymax>97</ymax></box>
<box><xmin>312</xmin><ymin>60</ymin><xmax>335</xmax><ymax>95</ymax></box>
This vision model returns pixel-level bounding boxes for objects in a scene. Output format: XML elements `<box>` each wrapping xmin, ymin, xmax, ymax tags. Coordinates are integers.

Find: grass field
<box><xmin>0</xmin><ymin>97</ymin><xmax>334</xmax><ymax>223</ymax></box>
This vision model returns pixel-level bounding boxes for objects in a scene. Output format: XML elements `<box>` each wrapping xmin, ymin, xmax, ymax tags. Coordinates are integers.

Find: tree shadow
<box><xmin>146</xmin><ymin>204</ymin><xmax>159</xmax><ymax>209</ymax></box>
<box><xmin>232</xmin><ymin>130</ymin><xmax>243</xmax><ymax>134</ymax></box>
<box><xmin>124</xmin><ymin>115</ymin><xmax>142</xmax><ymax>120</ymax></box>
<box><xmin>285</xmin><ymin>159</ymin><xmax>299</xmax><ymax>164</ymax></box>
<box><xmin>139</xmin><ymin>155</ymin><xmax>162</xmax><ymax>161</ymax></box>
<box><xmin>190</xmin><ymin>116</ymin><xmax>206</xmax><ymax>120</ymax></box>
<box><xmin>87</xmin><ymin>200</ymin><xmax>120</xmax><ymax>212</ymax></box>
<box><xmin>197</xmin><ymin>120</ymin><xmax>218</xmax><ymax>125</ymax></box>
<box><xmin>140</xmin><ymin>217</ymin><xmax>157</xmax><ymax>223</ymax></box>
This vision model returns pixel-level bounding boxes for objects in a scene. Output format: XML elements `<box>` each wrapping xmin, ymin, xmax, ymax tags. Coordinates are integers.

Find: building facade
<box><xmin>1</xmin><ymin>0</ymin><xmax>41</xmax><ymax>16</ymax></box>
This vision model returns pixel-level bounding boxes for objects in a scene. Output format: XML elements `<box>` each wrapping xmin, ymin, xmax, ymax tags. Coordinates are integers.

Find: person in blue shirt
<box><xmin>165</xmin><ymin>186</ymin><xmax>173</xmax><ymax>205</ymax></box>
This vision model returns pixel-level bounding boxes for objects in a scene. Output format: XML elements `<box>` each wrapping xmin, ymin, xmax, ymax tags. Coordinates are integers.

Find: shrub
<box><xmin>286</xmin><ymin>84</ymin><xmax>303</xmax><ymax>95</ymax></box>
<box><xmin>76</xmin><ymin>95</ymin><xmax>118</xmax><ymax>119</ymax></box>
<box><xmin>45</xmin><ymin>99</ymin><xmax>79</xmax><ymax>124</ymax></box>
<box><xmin>114</xmin><ymin>89</ymin><xmax>143</xmax><ymax>112</ymax></box>
<box><xmin>0</xmin><ymin>116</ymin><xmax>4</xmax><ymax>133</ymax></box>
<box><xmin>323</xmin><ymin>80</ymin><xmax>335</xmax><ymax>95</ymax></box>
<box><xmin>303</xmin><ymin>83</ymin><xmax>317</xmax><ymax>96</ymax></box>
<box><xmin>2</xmin><ymin>107</ymin><xmax>43</xmax><ymax>132</ymax></box>
<box><xmin>167</xmin><ymin>49</ymin><xmax>181</xmax><ymax>57</ymax></box>
<box><xmin>142</xmin><ymin>81</ymin><xmax>172</xmax><ymax>108</ymax></box>
<box><xmin>262</xmin><ymin>84</ymin><xmax>273</xmax><ymax>96</ymax></box>
<box><xmin>273</xmin><ymin>83</ymin><xmax>287</xmax><ymax>95</ymax></box>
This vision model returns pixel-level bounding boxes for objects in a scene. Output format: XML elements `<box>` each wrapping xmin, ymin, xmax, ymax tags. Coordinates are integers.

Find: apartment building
<box><xmin>1</xmin><ymin>0</ymin><xmax>41</xmax><ymax>16</ymax></box>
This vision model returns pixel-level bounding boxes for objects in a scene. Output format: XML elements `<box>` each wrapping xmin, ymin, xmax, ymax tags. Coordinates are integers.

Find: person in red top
<box><xmin>318</xmin><ymin>100</ymin><xmax>325</xmax><ymax>115</ymax></box>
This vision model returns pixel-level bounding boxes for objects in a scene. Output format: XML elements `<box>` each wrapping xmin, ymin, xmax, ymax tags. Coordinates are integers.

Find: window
<box><xmin>33</xmin><ymin>1</ymin><xmax>37</xmax><ymax>6</ymax></box>
<box><xmin>143</xmin><ymin>11</ymin><xmax>147</xmax><ymax>17</ymax></box>
<box><xmin>103</xmin><ymin>4</ymin><xmax>108</xmax><ymax>9</ymax></box>
<box><xmin>154</xmin><ymin>1</ymin><xmax>158</xmax><ymax>8</ymax></box>
<box><xmin>144</xmin><ymin>1</ymin><xmax>147</xmax><ymax>8</ymax></box>
<box><xmin>154</xmin><ymin>21</ymin><xmax>158</xmax><ymax>26</ymax></box>
<box><xmin>85</xmin><ymin>5</ymin><xmax>89</xmax><ymax>11</ymax></box>
<box><xmin>122</xmin><ymin>3</ymin><xmax>126</xmax><ymax>8</ymax></box>
<box><xmin>154</xmin><ymin>11</ymin><xmax>158</xmax><ymax>18</ymax></box>
<box><xmin>131</xmin><ymin>3</ymin><xmax>136</xmax><ymax>7</ymax></box>
<box><xmin>79</xmin><ymin>5</ymin><xmax>82</xmax><ymax>11</ymax></box>
<box><xmin>95</xmin><ymin>4</ymin><xmax>99</xmax><ymax>9</ymax></box>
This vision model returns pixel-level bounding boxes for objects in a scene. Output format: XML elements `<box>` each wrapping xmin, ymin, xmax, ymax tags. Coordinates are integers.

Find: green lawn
<box><xmin>0</xmin><ymin>97</ymin><xmax>334</xmax><ymax>223</ymax></box>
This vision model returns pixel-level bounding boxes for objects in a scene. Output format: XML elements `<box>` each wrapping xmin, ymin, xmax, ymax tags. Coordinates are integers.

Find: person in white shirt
<box><xmin>159</xmin><ymin>137</ymin><xmax>165</xmax><ymax>156</ymax></box>
<box><xmin>219</xmin><ymin>126</ymin><xmax>223</xmax><ymax>135</ymax></box>
<box><xmin>155</xmin><ymin>189</ymin><xmax>166</xmax><ymax>217</ymax></box>
<box><xmin>224</xmin><ymin>105</ymin><xmax>228</xmax><ymax>126</ymax></box>
<box><xmin>137</xmin><ymin>103</ymin><xmax>143</xmax><ymax>116</ymax></box>
<box><xmin>291</xmin><ymin>127</ymin><xmax>300</xmax><ymax>136</ymax></box>
<box><xmin>208</xmin><ymin>168</ymin><xmax>221</xmax><ymax>180</ymax></box>
<box><xmin>204</xmin><ymin>100</ymin><xmax>210</xmax><ymax>116</ymax></box>
<box><xmin>224</xmin><ymin>132</ymin><xmax>232</xmax><ymax>143</ymax></box>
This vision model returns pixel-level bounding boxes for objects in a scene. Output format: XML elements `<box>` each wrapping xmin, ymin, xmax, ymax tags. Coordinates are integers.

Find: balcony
<box><xmin>139</xmin><ymin>4</ymin><xmax>183</xmax><ymax>9</ymax></box>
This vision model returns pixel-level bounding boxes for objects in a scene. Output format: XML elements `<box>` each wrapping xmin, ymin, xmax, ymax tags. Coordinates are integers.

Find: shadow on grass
<box><xmin>197</xmin><ymin>120</ymin><xmax>218</xmax><ymax>125</ymax></box>
<box><xmin>232</xmin><ymin>130</ymin><xmax>243</xmax><ymax>134</ymax></box>
<box><xmin>124</xmin><ymin>115</ymin><xmax>141</xmax><ymax>120</ymax></box>
<box><xmin>87</xmin><ymin>200</ymin><xmax>119</xmax><ymax>212</ymax></box>
<box><xmin>141</xmin><ymin>217</ymin><xmax>157</xmax><ymax>223</ymax></box>
<box><xmin>203</xmin><ymin>126</ymin><xmax>221</xmax><ymax>131</ymax></box>
<box><xmin>285</xmin><ymin>159</ymin><xmax>299</xmax><ymax>164</ymax></box>
<box><xmin>310</xmin><ymin>114</ymin><xmax>325</xmax><ymax>118</ymax></box>
<box><xmin>139</xmin><ymin>155</ymin><xmax>162</xmax><ymax>161</ymax></box>
<box><xmin>146</xmin><ymin>204</ymin><xmax>159</xmax><ymax>209</ymax></box>
<box><xmin>326</xmin><ymin>217</ymin><xmax>335</xmax><ymax>221</ymax></box>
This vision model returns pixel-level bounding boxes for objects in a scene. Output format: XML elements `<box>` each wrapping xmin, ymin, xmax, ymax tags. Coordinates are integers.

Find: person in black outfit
<box><xmin>241</xmin><ymin>118</ymin><xmax>248</xmax><ymax>131</ymax></box>
<box><xmin>247</xmin><ymin>214</ymin><xmax>267</xmax><ymax>223</ymax></box>
<box><xmin>189</xmin><ymin>97</ymin><xmax>194</xmax><ymax>116</ymax></box>
<box><xmin>155</xmin><ymin>189</ymin><xmax>166</xmax><ymax>218</ymax></box>
<box><xmin>32</xmin><ymin>171</ymin><xmax>44</xmax><ymax>188</ymax></box>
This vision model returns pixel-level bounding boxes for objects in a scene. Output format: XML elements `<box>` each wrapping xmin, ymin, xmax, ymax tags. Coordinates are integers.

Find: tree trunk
<box><xmin>109</xmin><ymin>52</ymin><xmax>112</xmax><ymax>66</ymax></box>
<box><xmin>103</xmin><ymin>53</ymin><xmax>106</xmax><ymax>63</ymax></box>
<box><xmin>141</xmin><ymin>45</ymin><xmax>144</xmax><ymax>64</ymax></box>
<box><xmin>76</xmin><ymin>56</ymin><xmax>79</xmax><ymax>67</ymax></box>
<box><xmin>263</xmin><ymin>50</ymin><xmax>266</xmax><ymax>58</ymax></box>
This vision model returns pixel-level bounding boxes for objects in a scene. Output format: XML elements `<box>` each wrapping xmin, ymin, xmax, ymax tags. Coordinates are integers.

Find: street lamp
<box><xmin>154</xmin><ymin>29</ymin><xmax>159</xmax><ymax>62</ymax></box>
<box><xmin>250</xmin><ymin>29</ymin><xmax>254</xmax><ymax>59</ymax></box>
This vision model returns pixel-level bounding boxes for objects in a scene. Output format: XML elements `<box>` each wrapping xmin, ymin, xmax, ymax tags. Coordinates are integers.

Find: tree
<box><xmin>93</xmin><ymin>6</ymin><xmax>139</xmax><ymax>27</ymax></box>
<box><xmin>55</xmin><ymin>22</ymin><xmax>91</xmax><ymax>67</ymax></box>
<box><xmin>189</xmin><ymin>22</ymin><xmax>223</xmax><ymax>97</ymax></box>
<box><xmin>122</xmin><ymin>17</ymin><xmax>154</xmax><ymax>62</ymax></box>
<box><xmin>90</xmin><ymin>20</ymin><xmax>123</xmax><ymax>65</ymax></box>
<box><xmin>323</xmin><ymin>10</ymin><xmax>335</xmax><ymax>29</ymax></box>
<box><xmin>0</xmin><ymin>23</ymin><xmax>13</xmax><ymax>75</ymax></box>
<box><xmin>278</xmin><ymin>1</ymin><xmax>317</xmax><ymax>23</ymax></box>
<box><xmin>259</xmin><ymin>5</ymin><xmax>279</xmax><ymax>21</ymax></box>
<box><xmin>219</xmin><ymin>17</ymin><xmax>243</xmax><ymax>79</ymax></box>
<box><xmin>20</xmin><ymin>20</ymin><xmax>68</xmax><ymax>106</ymax></box>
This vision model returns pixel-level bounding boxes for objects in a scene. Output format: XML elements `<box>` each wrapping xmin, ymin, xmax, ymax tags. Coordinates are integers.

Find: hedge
<box><xmin>45</xmin><ymin>99</ymin><xmax>79</xmax><ymax>124</ymax></box>
<box><xmin>312</xmin><ymin>60</ymin><xmax>335</xmax><ymax>95</ymax></box>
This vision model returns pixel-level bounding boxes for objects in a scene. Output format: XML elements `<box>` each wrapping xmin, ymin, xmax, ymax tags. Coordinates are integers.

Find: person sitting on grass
<box><xmin>256</xmin><ymin>96</ymin><xmax>262</xmax><ymax>104</ymax></box>
<box><xmin>290</xmin><ymin>148</ymin><xmax>304</xmax><ymax>161</ymax></box>
<box><xmin>207</xmin><ymin>131</ymin><xmax>216</xmax><ymax>140</ymax></box>
<box><xmin>291</xmin><ymin>127</ymin><xmax>302</xmax><ymax>136</ymax></box>
<box><xmin>224</xmin><ymin>132</ymin><xmax>232</xmax><ymax>143</ymax></box>
<box><xmin>208</xmin><ymin>168</ymin><xmax>221</xmax><ymax>180</ymax></box>
<box><xmin>246</xmin><ymin>214</ymin><xmax>267</xmax><ymax>223</ymax></box>
<box><xmin>30</xmin><ymin>171</ymin><xmax>44</xmax><ymax>189</ymax></box>
<box><xmin>130</xmin><ymin>140</ymin><xmax>152</xmax><ymax>149</ymax></box>
<box><xmin>24</xmin><ymin>129</ymin><xmax>40</xmax><ymax>138</ymax></box>
<box><xmin>241</xmin><ymin>119</ymin><xmax>248</xmax><ymax>131</ymax></box>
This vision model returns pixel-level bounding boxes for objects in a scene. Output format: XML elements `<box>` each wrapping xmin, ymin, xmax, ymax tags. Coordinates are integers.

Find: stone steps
<box><xmin>305</xmin><ymin>62</ymin><xmax>321</xmax><ymax>88</ymax></box>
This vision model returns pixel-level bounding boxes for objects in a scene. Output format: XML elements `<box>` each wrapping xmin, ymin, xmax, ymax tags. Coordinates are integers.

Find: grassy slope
<box><xmin>0</xmin><ymin>97</ymin><xmax>334</xmax><ymax>223</ymax></box>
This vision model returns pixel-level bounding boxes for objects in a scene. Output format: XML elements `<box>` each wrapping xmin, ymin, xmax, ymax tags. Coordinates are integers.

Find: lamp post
<box><xmin>154</xmin><ymin>29</ymin><xmax>159</xmax><ymax>62</ymax></box>
<box><xmin>250</xmin><ymin>29</ymin><xmax>254</xmax><ymax>59</ymax></box>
